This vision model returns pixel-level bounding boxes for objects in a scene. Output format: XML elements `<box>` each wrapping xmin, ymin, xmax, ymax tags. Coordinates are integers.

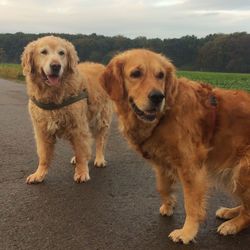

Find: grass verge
<box><xmin>0</xmin><ymin>64</ymin><xmax>24</xmax><ymax>82</ymax></box>
<box><xmin>0</xmin><ymin>64</ymin><xmax>249</xmax><ymax>92</ymax></box>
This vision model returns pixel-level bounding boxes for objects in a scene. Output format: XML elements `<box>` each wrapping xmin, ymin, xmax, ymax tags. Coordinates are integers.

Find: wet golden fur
<box><xmin>101</xmin><ymin>49</ymin><xmax>250</xmax><ymax>244</ymax></box>
<box><xmin>21</xmin><ymin>36</ymin><xmax>112</xmax><ymax>184</ymax></box>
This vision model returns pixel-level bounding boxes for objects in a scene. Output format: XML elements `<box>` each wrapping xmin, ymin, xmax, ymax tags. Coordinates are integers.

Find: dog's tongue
<box><xmin>47</xmin><ymin>75</ymin><xmax>60</xmax><ymax>86</ymax></box>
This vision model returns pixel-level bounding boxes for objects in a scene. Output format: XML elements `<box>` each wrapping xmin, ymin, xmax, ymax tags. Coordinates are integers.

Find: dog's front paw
<box><xmin>26</xmin><ymin>172</ymin><xmax>46</xmax><ymax>184</ymax></box>
<box><xmin>74</xmin><ymin>172</ymin><xmax>90</xmax><ymax>183</ymax></box>
<box><xmin>217</xmin><ymin>220</ymin><xmax>238</xmax><ymax>235</ymax></box>
<box><xmin>160</xmin><ymin>204</ymin><xmax>174</xmax><ymax>216</ymax></box>
<box><xmin>169</xmin><ymin>228</ymin><xmax>196</xmax><ymax>244</ymax></box>
<box><xmin>94</xmin><ymin>158</ymin><xmax>107</xmax><ymax>168</ymax></box>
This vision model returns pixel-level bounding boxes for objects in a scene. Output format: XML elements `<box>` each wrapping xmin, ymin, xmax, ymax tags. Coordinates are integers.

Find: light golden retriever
<box><xmin>101</xmin><ymin>49</ymin><xmax>250</xmax><ymax>244</ymax></box>
<box><xmin>21</xmin><ymin>36</ymin><xmax>112</xmax><ymax>184</ymax></box>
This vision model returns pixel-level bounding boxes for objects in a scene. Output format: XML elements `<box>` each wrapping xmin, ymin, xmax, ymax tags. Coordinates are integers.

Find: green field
<box><xmin>0</xmin><ymin>64</ymin><xmax>249</xmax><ymax>91</ymax></box>
<box><xmin>178</xmin><ymin>71</ymin><xmax>250</xmax><ymax>91</ymax></box>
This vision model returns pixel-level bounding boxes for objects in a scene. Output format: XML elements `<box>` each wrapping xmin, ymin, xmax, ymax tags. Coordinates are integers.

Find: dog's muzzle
<box><xmin>129</xmin><ymin>97</ymin><xmax>158</xmax><ymax>122</ymax></box>
<box><xmin>42</xmin><ymin>63</ymin><xmax>62</xmax><ymax>87</ymax></box>
<box><xmin>148</xmin><ymin>90</ymin><xmax>165</xmax><ymax>107</ymax></box>
<box><xmin>50</xmin><ymin>63</ymin><xmax>61</xmax><ymax>75</ymax></box>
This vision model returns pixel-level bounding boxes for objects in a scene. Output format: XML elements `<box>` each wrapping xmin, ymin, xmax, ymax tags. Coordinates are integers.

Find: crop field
<box><xmin>178</xmin><ymin>71</ymin><xmax>250</xmax><ymax>91</ymax></box>
<box><xmin>0</xmin><ymin>63</ymin><xmax>24</xmax><ymax>81</ymax></box>
<box><xmin>0</xmin><ymin>64</ymin><xmax>249</xmax><ymax>91</ymax></box>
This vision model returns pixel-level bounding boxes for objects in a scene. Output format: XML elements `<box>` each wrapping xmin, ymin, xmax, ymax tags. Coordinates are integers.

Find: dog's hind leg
<box><xmin>217</xmin><ymin>207</ymin><xmax>250</xmax><ymax>235</ymax></box>
<box><xmin>218</xmin><ymin>159</ymin><xmax>250</xmax><ymax>235</ymax></box>
<box><xmin>94</xmin><ymin>104</ymin><xmax>112</xmax><ymax>168</ymax></box>
<box><xmin>26</xmin><ymin>130</ymin><xmax>55</xmax><ymax>184</ymax></box>
<box><xmin>216</xmin><ymin>206</ymin><xmax>241</xmax><ymax>220</ymax></box>
<box><xmin>154</xmin><ymin>165</ymin><xmax>177</xmax><ymax>216</ymax></box>
<box><xmin>94</xmin><ymin>126</ymin><xmax>109</xmax><ymax>168</ymax></box>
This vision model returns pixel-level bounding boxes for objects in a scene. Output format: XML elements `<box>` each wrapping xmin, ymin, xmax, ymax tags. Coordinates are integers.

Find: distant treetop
<box><xmin>0</xmin><ymin>32</ymin><xmax>249</xmax><ymax>73</ymax></box>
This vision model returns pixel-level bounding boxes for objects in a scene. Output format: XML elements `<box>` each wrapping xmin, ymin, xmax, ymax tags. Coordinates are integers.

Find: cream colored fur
<box><xmin>21</xmin><ymin>36</ymin><xmax>112</xmax><ymax>184</ymax></box>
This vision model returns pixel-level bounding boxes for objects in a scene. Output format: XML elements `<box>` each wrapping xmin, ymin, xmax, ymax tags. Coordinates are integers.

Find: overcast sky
<box><xmin>0</xmin><ymin>0</ymin><xmax>249</xmax><ymax>39</ymax></box>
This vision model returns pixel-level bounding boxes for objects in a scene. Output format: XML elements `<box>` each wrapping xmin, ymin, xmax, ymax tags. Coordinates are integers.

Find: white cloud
<box><xmin>0</xmin><ymin>0</ymin><xmax>249</xmax><ymax>38</ymax></box>
<box><xmin>193</xmin><ymin>10</ymin><xmax>250</xmax><ymax>16</ymax></box>
<box><xmin>151</xmin><ymin>0</ymin><xmax>186</xmax><ymax>7</ymax></box>
<box><xmin>0</xmin><ymin>0</ymin><xmax>8</xmax><ymax>6</ymax></box>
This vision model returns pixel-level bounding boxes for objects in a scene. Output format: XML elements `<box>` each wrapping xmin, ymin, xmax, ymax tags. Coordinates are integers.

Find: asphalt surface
<box><xmin>0</xmin><ymin>78</ymin><xmax>250</xmax><ymax>250</ymax></box>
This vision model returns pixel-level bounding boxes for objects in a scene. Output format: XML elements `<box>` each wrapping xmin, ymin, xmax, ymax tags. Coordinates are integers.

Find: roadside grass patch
<box><xmin>0</xmin><ymin>64</ymin><xmax>24</xmax><ymax>81</ymax></box>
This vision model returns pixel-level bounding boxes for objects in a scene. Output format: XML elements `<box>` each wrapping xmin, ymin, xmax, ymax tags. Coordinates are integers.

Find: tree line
<box><xmin>0</xmin><ymin>32</ymin><xmax>249</xmax><ymax>73</ymax></box>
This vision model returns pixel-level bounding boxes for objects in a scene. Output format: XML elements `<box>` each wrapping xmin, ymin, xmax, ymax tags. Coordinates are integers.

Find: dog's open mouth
<box><xmin>129</xmin><ymin>98</ymin><xmax>157</xmax><ymax>122</ymax></box>
<box><xmin>42</xmin><ymin>70</ymin><xmax>60</xmax><ymax>87</ymax></box>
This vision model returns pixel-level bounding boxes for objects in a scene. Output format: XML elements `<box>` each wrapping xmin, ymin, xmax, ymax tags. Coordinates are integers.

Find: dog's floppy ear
<box><xmin>65</xmin><ymin>40</ymin><xmax>79</xmax><ymax>73</ymax></box>
<box><xmin>21</xmin><ymin>41</ymin><xmax>36</xmax><ymax>76</ymax></box>
<box><xmin>101</xmin><ymin>57</ymin><xmax>125</xmax><ymax>102</ymax></box>
<box><xmin>162</xmin><ymin>56</ymin><xmax>178</xmax><ymax>108</ymax></box>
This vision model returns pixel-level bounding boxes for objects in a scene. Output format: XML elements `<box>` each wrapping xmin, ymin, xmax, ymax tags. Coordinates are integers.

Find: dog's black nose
<box><xmin>50</xmin><ymin>63</ymin><xmax>61</xmax><ymax>75</ymax></box>
<box><xmin>148</xmin><ymin>91</ymin><xmax>165</xmax><ymax>105</ymax></box>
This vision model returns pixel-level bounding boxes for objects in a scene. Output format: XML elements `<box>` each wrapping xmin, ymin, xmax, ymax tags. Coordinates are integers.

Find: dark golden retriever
<box><xmin>21</xmin><ymin>36</ymin><xmax>112</xmax><ymax>184</ymax></box>
<box><xmin>101</xmin><ymin>49</ymin><xmax>250</xmax><ymax>244</ymax></box>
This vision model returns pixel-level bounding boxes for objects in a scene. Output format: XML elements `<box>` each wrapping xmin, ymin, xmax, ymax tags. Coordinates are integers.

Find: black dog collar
<box><xmin>30</xmin><ymin>89</ymin><xmax>88</xmax><ymax>110</ymax></box>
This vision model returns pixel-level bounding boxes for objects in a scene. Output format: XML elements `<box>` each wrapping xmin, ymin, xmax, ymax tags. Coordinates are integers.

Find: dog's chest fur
<box><xmin>119</xmin><ymin>112</ymin><xmax>183</xmax><ymax>169</ymax></box>
<box><xmin>29</xmin><ymin>101</ymin><xmax>88</xmax><ymax>139</ymax></box>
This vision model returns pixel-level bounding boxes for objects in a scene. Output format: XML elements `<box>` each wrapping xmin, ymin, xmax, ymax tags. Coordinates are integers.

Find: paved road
<box><xmin>0</xmin><ymin>78</ymin><xmax>249</xmax><ymax>250</ymax></box>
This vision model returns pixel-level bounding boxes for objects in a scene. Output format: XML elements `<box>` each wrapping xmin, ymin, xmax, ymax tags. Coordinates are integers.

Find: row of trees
<box><xmin>0</xmin><ymin>32</ymin><xmax>249</xmax><ymax>73</ymax></box>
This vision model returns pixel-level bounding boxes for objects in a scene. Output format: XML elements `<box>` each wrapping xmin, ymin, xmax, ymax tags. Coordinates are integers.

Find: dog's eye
<box><xmin>59</xmin><ymin>50</ymin><xmax>65</xmax><ymax>56</ymax></box>
<box><xmin>130</xmin><ymin>69</ymin><xmax>142</xmax><ymax>78</ymax></box>
<box><xmin>156</xmin><ymin>71</ymin><xmax>164</xmax><ymax>79</ymax></box>
<box><xmin>41</xmin><ymin>49</ymin><xmax>48</xmax><ymax>55</ymax></box>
